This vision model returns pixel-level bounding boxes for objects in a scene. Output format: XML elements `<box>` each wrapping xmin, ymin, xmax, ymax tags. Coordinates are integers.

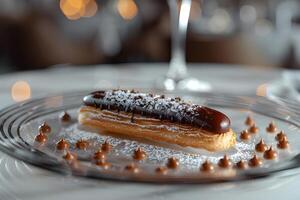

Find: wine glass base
<box><xmin>156</xmin><ymin>77</ymin><xmax>212</xmax><ymax>92</ymax></box>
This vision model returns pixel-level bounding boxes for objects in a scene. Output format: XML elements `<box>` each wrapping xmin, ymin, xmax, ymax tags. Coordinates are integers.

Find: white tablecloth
<box><xmin>1</xmin><ymin>64</ymin><xmax>299</xmax><ymax>200</ymax></box>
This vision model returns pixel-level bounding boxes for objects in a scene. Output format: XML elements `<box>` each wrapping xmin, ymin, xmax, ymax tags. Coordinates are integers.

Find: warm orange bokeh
<box><xmin>117</xmin><ymin>0</ymin><xmax>138</xmax><ymax>20</ymax></box>
<box><xmin>60</xmin><ymin>0</ymin><xmax>98</xmax><ymax>20</ymax></box>
<box><xmin>11</xmin><ymin>81</ymin><xmax>31</xmax><ymax>102</ymax></box>
<box><xmin>82</xmin><ymin>0</ymin><xmax>98</xmax><ymax>17</ymax></box>
<box><xmin>256</xmin><ymin>83</ymin><xmax>267</xmax><ymax>97</ymax></box>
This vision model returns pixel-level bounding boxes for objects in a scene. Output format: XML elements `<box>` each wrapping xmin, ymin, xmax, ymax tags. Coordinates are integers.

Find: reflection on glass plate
<box><xmin>267</xmin><ymin>70</ymin><xmax>300</xmax><ymax>102</ymax></box>
<box><xmin>0</xmin><ymin>90</ymin><xmax>300</xmax><ymax>183</ymax></box>
<box><xmin>267</xmin><ymin>70</ymin><xmax>300</xmax><ymax>117</ymax></box>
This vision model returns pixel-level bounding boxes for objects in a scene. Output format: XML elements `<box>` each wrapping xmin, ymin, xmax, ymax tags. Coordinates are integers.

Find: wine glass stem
<box><xmin>167</xmin><ymin>0</ymin><xmax>192</xmax><ymax>81</ymax></box>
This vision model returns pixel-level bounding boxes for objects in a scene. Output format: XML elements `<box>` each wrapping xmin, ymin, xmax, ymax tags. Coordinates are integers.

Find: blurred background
<box><xmin>1</xmin><ymin>0</ymin><xmax>300</xmax><ymax>74</ymax></box>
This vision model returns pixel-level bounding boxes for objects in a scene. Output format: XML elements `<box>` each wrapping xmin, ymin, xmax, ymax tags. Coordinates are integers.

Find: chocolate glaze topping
<box><xmin>83</xmin><ymin>90</ymin><xmax>231</xmax><ymax>134</ymax></box>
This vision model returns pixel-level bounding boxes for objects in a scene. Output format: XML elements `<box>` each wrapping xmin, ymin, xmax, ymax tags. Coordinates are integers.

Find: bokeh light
<box><xmin>11</xmin><ymin>81</ymin><xmax>31</xmax><ymax>102</ymax></box>
<box><xmin>256</xmin><ymin>83</ymin><xmax>267</xmax><ymax>97</ymax></box>
<box><xmin>82</xmin><ymin>0</ymin><xmax>98</xmax><ymax>18</ymax></box>
<box><xmin>117</xmin><ymin>0</ymin><xmax>138</xmax><ymax>20</ymax></box>
<box><xmin>60</xmin><ymin>0</ymin><xmax>98</xmax><ymax>20</ymax></box>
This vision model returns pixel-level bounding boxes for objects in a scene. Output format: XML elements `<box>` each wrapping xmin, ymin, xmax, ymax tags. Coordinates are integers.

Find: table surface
<box><xmin>0</xmin><ymin>64</ymin><xmax>299</xmax><ymax>200</ymax></box>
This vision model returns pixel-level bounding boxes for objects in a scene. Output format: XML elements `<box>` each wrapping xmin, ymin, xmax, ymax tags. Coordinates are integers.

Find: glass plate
<box><xmin>1</xmin><ymin>90</ymin><xmax>300</xmax><ymax>184</ymax></box>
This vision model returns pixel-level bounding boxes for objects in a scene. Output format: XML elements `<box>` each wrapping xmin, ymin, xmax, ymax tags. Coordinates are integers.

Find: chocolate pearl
<box><xmin>63</xmin><ymin>151</ymin><xmax>77</xmax><ymax>161</ymax></box>
<box><xmin>263</xmin><ymin>146</ymin><xmax>277</xmax><ymax>160</ymax></box>
<box><xmin>125</xmin><ymin>163</ymin><xmax>139</xmax><ymax>173</ymax></box>
<box><xmin>101</xmin><ymin>141</ymin><xmax>112</xmax><ymax>153</ymax></box>
<box><xmin>236</xmin><ymin>160</ymin><xmax>248</xmax><ymax>169</ymax></box>
<box><xmin>56</xmin><ymin>139</ymin><xmax>70</xmax><ymax>150</ymax></box>
<box><xmin>245</xmin><ymin>116</ymin><xmax>254</xmax><ymax>126</ymax></box>
<box><xmin>96</xmin><ymin>160</ymin><xmax>111</xmax><ymax>169</ymax></box>
<box><xmin>200</xmin><ymin>160</ymin><xmax>214</xmax><ymax>172</ymax></box>
<box><xmin>93</xmin><ymin>150</ymin><xmax>106</xmax><ymax>160</ymax></box>
<box><xmin>59</xmin><ymin>111</ymin><xmax>71</xmax><ymax>123</ymax></box>
<box><xmin>155</xmin><ymin>166</ymin><xmax>168</xmax><ymax>175</ymax></box>
<box><xmin>275</xmin><ymin>131</ymin><xmax>287</xmax><ymax>141</ymax></box>
<box><xmin>248</xmin><ymin>155</ymin><xmax>262</xmax><ymax>167</ymax></box>
<box><xmin>266</xmin><ymin>121</ymin><xmax>277</xmax><ymax>133</ymax></box>
<box><xmin>38</xmin><ymin>122</ymin><xmax>51</xmax><ymax>134</ymax></box>
<box><xmin>218</xmin><ymin>155</ymin><xmax>232</xmax><ymax>168</ymax></box>
<box><xmin>240</xmin><ymin>130</ymin><xmax>251</xmax><ymax>140</ymax></box>
<box><xmin>166</xmin><ymin>157</ymin><xmax>179</xmax><ymax>169</ymax></box>
<box><xmin>248</xmin><ymin>124</ymin><xmax>259</xmax><ymax>134</ymax></box>
<box><xmin>75</xmin><ymin>139</ymin><xmax>89</xmax><ymax>150</ymax></box>
<box><xmin>255</xmin><ymin>139</ymin><xmax>267</xmax><ymax>152</ymax></box>
<box><xmin>133</xmin><ymin>148</ymin><xmax>147</xmax><ymax>161</ymax></box>
<box><xmin>277</xmin><ymin>137</ymin><xmax>289</xmax><ymax>149</ymax></box>
<box><xmin>35</xmin><ymin>133</ymin><xmax>47</xmax><ymax>143</ymax></box>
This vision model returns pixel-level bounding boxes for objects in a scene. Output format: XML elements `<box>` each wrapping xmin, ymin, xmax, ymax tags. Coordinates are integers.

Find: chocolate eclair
<box><xmin>78</xmin><ymin>90</ymin><xmax>236</xmax><ymax>151</ymax></box>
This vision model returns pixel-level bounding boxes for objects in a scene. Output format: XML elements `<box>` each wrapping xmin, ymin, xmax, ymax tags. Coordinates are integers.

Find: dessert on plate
<box><xmin>78</xmin><ymin>90</ymin><xmax>236</xmax><ymax>151</ymax></box>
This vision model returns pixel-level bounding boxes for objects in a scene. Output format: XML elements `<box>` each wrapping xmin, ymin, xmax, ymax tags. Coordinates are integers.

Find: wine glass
<box><xmin>156</xmin><ymin>0</ymin><xmax>211</xmax><ymax>92</ymax></box>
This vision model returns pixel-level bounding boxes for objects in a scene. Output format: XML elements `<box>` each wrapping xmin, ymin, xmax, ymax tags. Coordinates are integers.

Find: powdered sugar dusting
<box><xmin>83</xmin><ymin>90</ymin><xmax>230</xmax><ymax>133</ymax></box>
